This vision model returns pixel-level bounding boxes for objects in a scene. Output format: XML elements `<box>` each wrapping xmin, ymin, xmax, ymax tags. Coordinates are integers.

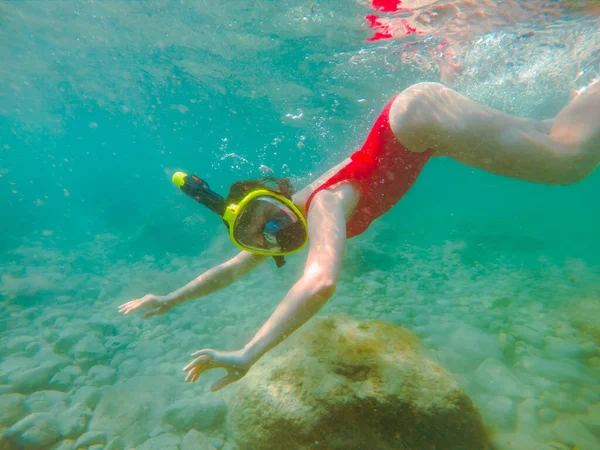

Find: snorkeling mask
<box><xmin>172</xmin><ymin>172</ymin><xmax>308</xmax><ymax>268</ymax></box>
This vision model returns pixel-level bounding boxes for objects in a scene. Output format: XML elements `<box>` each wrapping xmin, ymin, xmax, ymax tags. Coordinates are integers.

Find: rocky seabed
<box><xmin>1</xmin><ymin>242</ymin><xmax>599</xmax><ymax>450</ymax></box>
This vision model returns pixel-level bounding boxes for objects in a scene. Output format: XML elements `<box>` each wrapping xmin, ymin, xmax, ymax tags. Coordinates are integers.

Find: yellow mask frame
<box><xmin>222</xmin><ymin>189</ymin><xmax>309</xmax><ymax>256</ymax></box>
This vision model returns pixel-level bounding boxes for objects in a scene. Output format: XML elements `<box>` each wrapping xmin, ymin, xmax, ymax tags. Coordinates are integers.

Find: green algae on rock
<box><xmin>226</xmin><ymin>315</ymin><xmax>490</xmax><ymax>450</ymax></box>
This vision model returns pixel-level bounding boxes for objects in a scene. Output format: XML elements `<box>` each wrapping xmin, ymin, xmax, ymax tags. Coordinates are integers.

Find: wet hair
<box><xmin>225</xmin><ymin>177</ymin><xmax>295</xmax><ymax>204</ymax></box>
<box><xmin>226</xmin><ymin>177</ymin><xmax>306</xmax><ymax>252</ymax></box>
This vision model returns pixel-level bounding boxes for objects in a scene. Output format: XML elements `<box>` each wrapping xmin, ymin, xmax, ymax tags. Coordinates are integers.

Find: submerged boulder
<box><xmin>226</xmin><ymin>315</ymin><xmax>490</xmax><ymax>450</ymax></box>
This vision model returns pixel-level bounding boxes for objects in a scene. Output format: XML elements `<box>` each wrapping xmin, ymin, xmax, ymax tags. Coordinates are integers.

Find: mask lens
<box><xmin>232</xmin><ymin>196</ymin><xmax>306</xmax><ymax>254</ymax></box>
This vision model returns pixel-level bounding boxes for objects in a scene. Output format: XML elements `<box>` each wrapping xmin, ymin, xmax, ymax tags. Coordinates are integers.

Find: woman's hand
<box><xmin>118</xmin><ymin>294</ymin><xmax>173</xmax><ymax>318</ymax></box>
<box><xmin>183</xmin><ymin>348</ymin><xmax>251</xmax><ymax>391</ymax></box>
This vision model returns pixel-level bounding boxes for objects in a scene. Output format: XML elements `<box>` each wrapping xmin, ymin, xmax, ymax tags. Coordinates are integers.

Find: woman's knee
<box><xmin>389</xmin><ymin>82</ymin><xmax>447</xmax><ymax>151</ymax></box>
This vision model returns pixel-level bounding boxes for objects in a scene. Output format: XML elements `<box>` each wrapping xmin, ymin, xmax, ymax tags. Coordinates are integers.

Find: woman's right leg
<box><xmin>389</xmin><ymin>82</ymin><xmax>600</xmax><ymax>185</ymax></box>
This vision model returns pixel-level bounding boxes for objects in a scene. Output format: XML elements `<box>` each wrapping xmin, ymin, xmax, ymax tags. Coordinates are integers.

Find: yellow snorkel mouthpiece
<box><xmin>172</xmin><ymin>171</ymin><xmax>187</xmax><ymax>188</ymax></box>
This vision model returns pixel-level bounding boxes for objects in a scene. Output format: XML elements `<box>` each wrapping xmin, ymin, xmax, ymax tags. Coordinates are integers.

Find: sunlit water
<box><xmin>1</xmin><ymin>1</ymin><xmax>599</xmax><ymax>449</ymax></box>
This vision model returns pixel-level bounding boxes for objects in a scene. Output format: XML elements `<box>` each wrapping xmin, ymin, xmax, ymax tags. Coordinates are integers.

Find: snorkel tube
<box><xmin>172</xmin><ymin>172</ymin><xmax>227</xmax><ymax>216</ymax></box>
<box><xmin>171</xmin><ymin>172</ymin><xmax>287</xmax><ymax>268</ymax></box>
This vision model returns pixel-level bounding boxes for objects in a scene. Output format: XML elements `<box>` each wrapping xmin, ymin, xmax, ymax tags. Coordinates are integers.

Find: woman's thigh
<box><xmin>389</xmin><ymin>82</ymin><xmax>595</xmax><ymax>185</ymax></box>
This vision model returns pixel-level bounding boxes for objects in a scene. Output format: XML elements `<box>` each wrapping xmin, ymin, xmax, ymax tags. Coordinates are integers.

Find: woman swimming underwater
<box><xmin>120</xmin><ymin>81</ymin><xmax>600</xmax><ymax>391</ymax></box>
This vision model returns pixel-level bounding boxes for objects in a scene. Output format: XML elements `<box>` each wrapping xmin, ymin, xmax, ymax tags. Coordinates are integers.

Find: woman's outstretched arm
<box><xmin>182</xmin><ymin>183</ymin><xmax>358</xmax><ymax>391</ymax></box>
<box><xmin>118</xmin><ymin>250</ymin><xmax>268</xmax><ymax>317</ymax></box>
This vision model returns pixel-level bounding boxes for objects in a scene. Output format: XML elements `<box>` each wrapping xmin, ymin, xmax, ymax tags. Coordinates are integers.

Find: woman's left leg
<box><xmin>389</xmin><ymin>82</ymin><xmax>600</xmax><ymax>185</ymax></box>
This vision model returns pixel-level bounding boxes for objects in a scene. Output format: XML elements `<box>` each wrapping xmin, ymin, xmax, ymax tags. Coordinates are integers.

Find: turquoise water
<box><xmin>1</xmin><ymin>1</ymin><xmax>599</xmax><ymax>449</ymax></box>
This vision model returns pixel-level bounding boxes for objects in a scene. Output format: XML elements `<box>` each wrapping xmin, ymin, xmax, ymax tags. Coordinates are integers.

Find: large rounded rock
<box><xmin>226</xmin><ymin>315</ymin><xmax>490</xmax><ymax>450</ymax></box>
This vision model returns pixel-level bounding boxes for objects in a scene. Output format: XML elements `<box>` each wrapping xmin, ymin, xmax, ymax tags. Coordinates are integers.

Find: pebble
<box><xmin>520</xmin><ymin>357</ymin><xmax>588</xmax><ymax>384</ymax></box>
<box><xmin>517</xmin><ymin>399</ymin><xmax>542</xmax><ymax>438</ymax></box>
<box><xmin>8</xmin><ymin>364</ymin><xmax>57</xmax><ymax>394</ymax></box>
<box><xmin>580</xmin><ymin>404</ymin><xmax>600</xmax><ymax>436</ymax></box>
<box><xmin>70</xmin><ymin>335</ymin><xmax>109</xmax><ymax>369</ymax></box>
<box><xmin>544</xmin><ymin>337</ymin><xmax>598</xmax><ymax>360</ymax></box>
<box><xmin>539</xmin><ymin>391</ymin><xmax>589</xmax><ymax>415</ymax></box>
<box><xmin>6</xmin><ymin>336</ymin><xmax>35</xmax><ymax>353</ymax></box>
<box><xmin>49</xmin><ymin>371</ymin><xmax>74</xmax><ymax>391</ymax></box>
<box><xmin>475</xmin><ymin>358</ymin><xmax>534</xmax><ymax>398</ymax></box>
<box><xmin>552</xmin><ymin>417</ymin><xmax>600</xmax><ymax>449</ymax></box>
<box><xmin>446</xmin><ymin>324</ymin><xmax>502</xmax><ymax>369</ymax></box>
<box><xmin>480</xmin><ymin>396</ymin><xmax>515</xmax><ymax>431</ymax></box>
<box><xmin>73</xmin><ymin>431</ymin><xmax>106</xmax><ymax>448</ymax></box>
<box><xmin>0</xmin><ymin>393</ymin><xmax>27</xmax><ymax>427</ymax></box>
<box><xmin>25</xmin><ymin>390</ymin><xmax>69</xmax><ymax>414</ymax></box>
<box><xmin>181</xmin><ymin>429</ymin><xmax>218</xmax><ymax>450</ymax></box>
<box><xmin>53</xmin><ymin>331</ymin><xmax>86</xmax><ymax>355</ymax></box>
<box><xmin>105</xmin><ymin>436</ymin><xmax>126</xmax><ymax>450</ymax></box>
<box><xmin>492</xmin><ymin>432</ymin><xmax>544</xmax><ymax>450</ymax></box>
<box><xmin>57</xmin><ymin>402</ymin><xmax>92</xmax><ymax>440</ymax></box>
<box><xmin>137</xmin><ymin>432</ymin><xmax>181</xmax><ymax>450</ymax></box>
<box><xmin>50</xmin><ymin>439</ymin><xmax>75</xmax><ymax>450</ymax></box>
<box><xmin>5</xmin><ymin>412</ymin><xmax>61</xmax><ymax>449</ymax></box>
<box><xmin>87</xmin><ymin>365</ymin><xmax>117</xmax><ymax>386</ymax></box>
<box><xmin>71</xmin><ymin>385</ymin><xmax>101</xmax><ymax>409</ymax></box>
<box><xmin>132</xmin><ymin>340</ymin><xmax>165</xmax><ymax>360</ymax></box>
<box><xmin>25</xmin><ymin>341</ymin><xmax>41</xmax><ymax>356</ymax></box>
<box><xmin>162</xmin><ymin>396</ymin><xmax>227</xmax><ymax>432</ymax></box>
<box><xmin>538</xmin><ymin>408</ymin><xmax>559</xmax><ymax>424</ymax></box>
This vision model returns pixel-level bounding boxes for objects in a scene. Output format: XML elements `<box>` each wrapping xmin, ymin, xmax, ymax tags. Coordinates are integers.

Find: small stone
<box><xmin>210</xmin><ymin>436</ymin><xmax>225</xmax><ymax>449</ymax></box>
<box><xmin>48</xmin><ymin>371</ymin><xmax>73</xmax><ymax>392</ymax></box>
<box><xmin>73</xmin><ymin>431</ymin><xmax>106</xmax><ymax>449</ymax></box>
<box><xmin>538</xmin><ymin>408</ymin><xmax>559</xmax><ymax>424</ymax></box>
<box><xmin>133</xmin><ymin>341</ymin><xmax>164</xmax><ymax>360</ymax></box>
<box><xmin>8</xmin><ymin>364</ymin><xmax>56</xmax><ymax>394</ymax></box>
<box><xmin>521</xmin><ymin>357</ymin><xmax>588</xmax><ymax>384</ymax></box>
<box><xmin>24</xmin><ymin>391</ymin><xmax>69</xmax><ymax>414</ymax></box>
<box><xmin>552</xmin><ymin>418</ymin><xmax>600</xmax><ymax>449</ymax></box>
<box><xmin>540</xmin><ymin>391</ymin><xmax>589</xmax><ymax>415</ymax></box>
<box><xmin>57</xmin><ymin>403</ymin><xmax>91</xmax><ymax>440</ymax></box>
<box><xmin>163</xmin><ymin>397</ymin><xmax>227</xmax><ymax>432</ymax></box>
<box><xmin>54</xmin><ymin>331</ymin><xmax>86</xmax><ymax>355</ymax></box>
<box><xmin>104</xmin><ymin>436</ymin><xmax>125</xmax><ymax>450</ymax></box>
<box><xmin>446</xmin><ymin>325</ymin><xmax>502</xmax><ymax>370</ymax></box>
<box><xmin>70</xmin><ymin>335</ymin><xmax>108</xmax><ymax>369</ymax></box>
<box><xmin>0</xmin><ymin>384</ymin><xmax>14</xmax><ymax>394</ymax></box>
<box><xmin>5</xmin><ymin>412</ymin><xmax>61</xmax><ymax>449</ymax></box>
<box><xmin>117</xmin><ymin>359</ymin><xmax>139</xmax><ymax>378</ymax></box>
<box><xmin>517</xmin><ymin>399</ymin><xmax>542</xmax><ymax>438</ymax></box>
<box><xmin>513</xmin><ymin>324</ymin><xmax>546</xmax><ymax>347</ymax></box>
<box><xmin>7</xmin><ymin>336</ymin><xmax>35</xmax><ymax>353</ymax></box>
<box><xmin>181</xmin><ymin>429</ymin><xmax>217</xmax><ymax>450</ymax></box>
<box><xmin>544</xmin><ymin>337</ymin><xmax>597</xmax><ymax>360</ymax></box>
<box><xmin>72</xmin><ymin>375</ymin><xmax>86</xmax><ymax>387</ymax></box>
<box><xmin>105</xmin><ymin>334</ymin><xmax>135</xmax><ymax>352</ymax></box>
<box><xmin>0</xmin><ymin>393</ymin><xmax>27</xmax><ymax>427</ymax></box>
<box><xmin>87</xmin><ymin>365</ymin><xmax>116</xmax><ymax>386</ymax></box>
<box><xmin>480</xmin><ymin>396</ymin><xmax>515</xmax><ymax>431</ymax></box>
<box><xmin>580</xmin><ymin>404</ymin><xmax>600</xmax><ymax>437</ymax></box>
<box><xmin>492</xmin><ymin>433</ymin><xmax>544</xmax><ymax>450</ymax></box>
<box><xmin>475</xmin><ymin>358</ymin><xmax>534</xmax><ymax>399</ymax></box>
<box><xmin>0</xmin><ymin>357</ymin><xmax>37</xmax><ymax>381</ymax></box>
<box><xmin>50</xmin><ymin>440</ymin><xmax>75</xmax><ymax>450</ymax></box>
<box><xmin>137</xmin><ymin>432</ymin><xmax>180</xmax><ymax>450</ymax></box>
<box><xmin>25</xmin><ymin>342</ymin><xmax>41</xmax><ymax>356</ymax></box>
<box><xmin>71</xmin><ymin>386</ymin><xmax>101</xmax><ymax>409</ymax></box>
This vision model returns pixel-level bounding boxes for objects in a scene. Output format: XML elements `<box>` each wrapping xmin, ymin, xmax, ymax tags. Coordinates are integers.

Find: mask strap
<box><xmin>273</xmin><ymin>255</ymin><xmax>286</xmax><ymax>268</ymax></box>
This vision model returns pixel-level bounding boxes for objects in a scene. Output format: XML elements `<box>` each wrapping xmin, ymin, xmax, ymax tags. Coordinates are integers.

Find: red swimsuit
<box><xmin>306</xmin><ymin>97</ymin><xmax>433</xmax><ymax>238</ymax></box>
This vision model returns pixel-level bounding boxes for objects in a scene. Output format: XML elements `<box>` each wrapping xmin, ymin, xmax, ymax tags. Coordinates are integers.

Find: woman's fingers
<box><xmin>191</xmin><ymin>349</ymin><xmax>215</xmax><ymax>359</ymax></box>
<box><xmin>183</xmin><ymin>354</ymin><xmax>210</xmax><ymax>372</ymax></box>
<box><xmin>118</xmin><ymin>299</ymin><xmax>143</xmax><ymax>314</ymax></box>
<box><xmin>119</xmin><ymin>295</ymin><xmax>160</xmax><ymax>315</ymax></box>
